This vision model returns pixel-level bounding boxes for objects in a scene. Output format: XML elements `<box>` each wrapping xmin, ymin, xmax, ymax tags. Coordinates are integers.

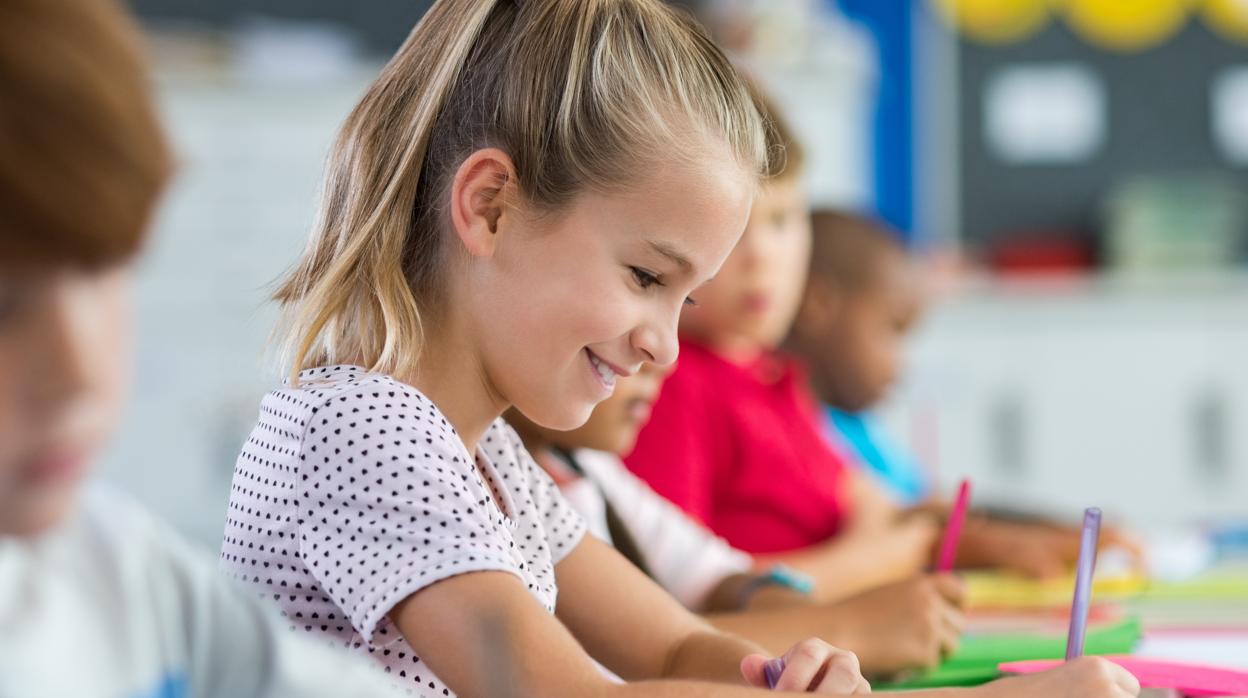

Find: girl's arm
<box><xmin>553</xmin><ymin>534</ymin><xmax>768</xmax><ymax>683</ymax></box>
<box><xmin>389</xmin><ymin>536</ymin><xmax>1139</xmax><ymax>697</ymax></box>
<box><xmin>388</xmin><ymin>538</ymin><xmax>868</xmax><ymax>696</ymax></box>
<box><xmin>756</xmin><ymin>472</ymin><xmax>937</xmax><ymax>601</ymax></box>
<box><xmin>705</xmin><ymin>574</ymin><xmax>966</xmax><ymax>679</ymax></box>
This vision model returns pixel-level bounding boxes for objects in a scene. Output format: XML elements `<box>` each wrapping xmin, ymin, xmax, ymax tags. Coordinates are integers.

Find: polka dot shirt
<box><xmin>220</xmin><ymin>365</ymin><xmax>587</xmax><ymax>696</ymax></box>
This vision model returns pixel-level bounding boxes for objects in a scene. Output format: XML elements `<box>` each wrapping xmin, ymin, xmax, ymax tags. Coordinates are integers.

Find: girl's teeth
<box><xmin>590</xmin><ymin>354</ymin><xmax>616</xmax><ymax>386</ymax></box>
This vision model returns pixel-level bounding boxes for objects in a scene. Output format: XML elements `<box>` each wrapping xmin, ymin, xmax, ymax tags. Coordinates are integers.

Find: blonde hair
<box><xmin>275</xmin><ymin>0</ymin><xmax>767</xmax><ymax>382</ymax></box>
<box><xmin>748</xmin><ymin>78</ymin><xmax>806</xmax><ymax>182</ymax></box>
<box><xmin>0</xmin><ymin>0</ymin><xmax>172</xmax><ymax>268</ymax></box>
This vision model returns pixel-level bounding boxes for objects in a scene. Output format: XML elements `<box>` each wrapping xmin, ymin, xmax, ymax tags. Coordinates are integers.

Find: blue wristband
<box><xmin>738</xmin><ymin>564</ymin><xmax>815</xmax><ymax>608</ymax></box>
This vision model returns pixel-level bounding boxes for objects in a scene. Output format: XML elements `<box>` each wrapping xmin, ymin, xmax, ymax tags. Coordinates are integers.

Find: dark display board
<box><xmin>129</xmin><ymin>0</ymin><xmax>433</xmax><ymax>55</ymax></box>
<box><xmin>957</xmin><ymin>20</ymin><xmax>1248</xmax><ymax>249</ymax></box>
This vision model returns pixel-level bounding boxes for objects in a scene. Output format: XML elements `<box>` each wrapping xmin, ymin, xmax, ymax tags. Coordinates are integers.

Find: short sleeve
<box><xmin>497</xmin><ymin>422</ymin><xmax>587</xmax><ymax>565</ymax></box>
<box><xmin>295</xmin><ymin>382</ymin><xmax>523</xmax><ymax>646</ymax></box>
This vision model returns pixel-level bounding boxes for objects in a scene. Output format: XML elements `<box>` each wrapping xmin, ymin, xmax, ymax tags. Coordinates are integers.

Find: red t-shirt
<box><xmin>624</xmin><ymin>339</ymin><xmax>853</xmax><ymax>554</ymax></box>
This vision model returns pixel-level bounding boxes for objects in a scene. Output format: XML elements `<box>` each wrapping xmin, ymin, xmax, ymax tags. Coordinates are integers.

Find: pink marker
<box><xmin>936</xmin><ymin>479</ymin><xmax>972</xmax><ymax>572</ymax></box>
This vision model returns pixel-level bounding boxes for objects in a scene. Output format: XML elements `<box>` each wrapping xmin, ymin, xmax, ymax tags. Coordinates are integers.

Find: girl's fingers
<box><xmin>805</xmin><ymin>648</ymin><xmax>868</xmax><ymax>694</ymax></box>
<box><xmin>1112</xmin><ymin>664</ymin><xmax>1141</xmax><ymax>694</ymax></box>
<box><xmin>761</xmin><ymin>640</ymin><xmax>870</xmax><ymax>694</ymax></box>
<box><xmin>932</xmin><ymin>573</ymin><xmax>968</xmax><ymax>607</ymax></box>
<box><xmin>739</xmin><ymin>654</ymin><xmax>770</xmax><ymax>688</ymax></box>
<box><xmin>938</xmin><ymin>622</ymin><xmax>962</xmax><ymax>661</ymax></box>
<box><xmin>773</xmin><ymin>643</ymin><xmax>824</xmax><ymax>691</ymax></box>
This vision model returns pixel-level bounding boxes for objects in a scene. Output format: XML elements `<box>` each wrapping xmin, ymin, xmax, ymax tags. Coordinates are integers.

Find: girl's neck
<box><xmin>401</xmin><ymin>322</ymin><xmax>507</xmax><ymax>456</ymax></box>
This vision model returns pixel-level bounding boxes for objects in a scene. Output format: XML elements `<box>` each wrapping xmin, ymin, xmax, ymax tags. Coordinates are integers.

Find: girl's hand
<box><xmin>741</xmin><ymin>639</ymin><xmax>871</xmax><ymax>693</ymax></box>
<box><xmin>829</xmin><ymin>573</ymin><xmax>966</xmax><ymax>676</ymax></box>
<box><xmin>983</xmin><ymin>657</ymin><xmax>1140</xmax><ymax>697</ymax></box>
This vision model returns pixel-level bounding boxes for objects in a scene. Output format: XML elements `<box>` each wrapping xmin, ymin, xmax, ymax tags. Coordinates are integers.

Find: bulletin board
<box><xmin>956</xmin><ymin>19</ymin><xmax>1248</xmax><ymax>251</ymax></box>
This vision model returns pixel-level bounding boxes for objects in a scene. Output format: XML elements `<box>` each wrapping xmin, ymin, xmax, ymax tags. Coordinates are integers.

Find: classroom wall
<box><xmin>954</xmin><ymin>18</ymin><xmax>1248</xmax><ymax>252</ymax></box>
<box><xmin>98</xmin><ymin>65</ymin><xmax>375</xmax><ymax>546</ymax></box>
<box><xmin>111</xmin><ymin>6</ymin><xmax>1248</xmax><ymax>547</ymax></box>
<box><xmin>881</xmin><ymin>274</ymin><xmax>1248</xmax><ymax>529</ymax></box>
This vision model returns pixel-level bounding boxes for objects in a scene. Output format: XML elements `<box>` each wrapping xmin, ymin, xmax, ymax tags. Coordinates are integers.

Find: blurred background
<box><xmin>115</xmin><ymin>0</ymin><xmax>1248</xmax><ymax>547</ymax></box>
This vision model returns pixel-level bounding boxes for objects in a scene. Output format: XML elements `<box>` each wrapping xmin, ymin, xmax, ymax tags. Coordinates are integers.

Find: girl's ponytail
<box><xmin>278</xmin><ymin>0</ymin><xmax>767</xmax><ymax>383</ymax></box>
<box><xmin>276</xmin><ymin>0</ymin><xmax>511</xmax><ymax>382</ymax></box>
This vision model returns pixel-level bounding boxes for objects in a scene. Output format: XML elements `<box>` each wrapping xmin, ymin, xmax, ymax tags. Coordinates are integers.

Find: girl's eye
<box><xmin>631</xmin><ymin>267</ymin><xmax>661</xmax><ymax>290</ymax></box>
<box><xmin>683</xmin><ymin>296</ymin><xmax>698</xmax><ymax>308</ymax></box>
<box><xmin>631</xmin><ymin>266</ymin><xmax>696</xmax><ymax>307</ymax></box>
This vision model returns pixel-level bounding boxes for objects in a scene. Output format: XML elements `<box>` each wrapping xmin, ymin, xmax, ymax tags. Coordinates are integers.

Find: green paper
<box><xmin>876</xmin><ymin>618</ymin><xmax>1142</xmax><ymax>691</ymax></box>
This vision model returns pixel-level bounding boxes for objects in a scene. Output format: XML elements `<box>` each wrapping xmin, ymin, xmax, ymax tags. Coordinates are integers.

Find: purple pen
<box><xmin>763</xmin><ymin>657</ymin><xmax>786</xmax><ymax>689</ymax></box>
<box><xmin>1065</xmin><ymin>507</ymin><xmax>1102</xmax><ymax>661</ymax></box>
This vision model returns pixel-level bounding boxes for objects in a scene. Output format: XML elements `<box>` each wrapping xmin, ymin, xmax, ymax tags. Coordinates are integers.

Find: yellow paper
<box><xmin>965</xmin><ymin>570</ymin><xmax>1148</xmax><ymax>609</ymax></box>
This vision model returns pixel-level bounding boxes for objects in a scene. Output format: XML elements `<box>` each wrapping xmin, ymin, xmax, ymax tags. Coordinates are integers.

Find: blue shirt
<box><xmin>825</xmin><ymin>407</ymin><xmax>930</xmax><ymax>505</ymax></box>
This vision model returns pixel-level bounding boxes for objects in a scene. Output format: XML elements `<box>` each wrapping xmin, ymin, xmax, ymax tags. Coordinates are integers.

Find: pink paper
<box><xmin>999</xmin><ymin>656</ymin><xmax>1248</xmax><ymax>697</ymax></box>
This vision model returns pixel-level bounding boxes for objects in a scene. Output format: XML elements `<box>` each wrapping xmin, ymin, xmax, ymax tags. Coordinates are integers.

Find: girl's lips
<box><xmin>741</xmin><ymin>292</ymin><xmax>771</xmax><ymax>314</ymax></box>
<box><xmin>587</xmin><ymin>350</ymin><xmax>632</xmax><ymax>379</ymax></box>
<box><xmin>21</xmin><ymin>449</ymin><xmax>88</xmax><ymax>486</ymax></box>
<box><xmin>585</xmin><ymin>349</ymin><xmax>618</xmax><ymax>395</ymax></box>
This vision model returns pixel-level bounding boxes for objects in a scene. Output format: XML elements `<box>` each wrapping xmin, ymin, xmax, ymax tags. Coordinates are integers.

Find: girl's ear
<box><xmin>450</xmin><ymin>148</ymin><xmax>519</xmax><ymax>258</ymax></box>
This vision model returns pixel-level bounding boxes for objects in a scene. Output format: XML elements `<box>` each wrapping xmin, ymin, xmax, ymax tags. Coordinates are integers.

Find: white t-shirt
<box><xmin>554</xmin><ymin>449</ymin><xmax>753</xmax><ymax>611</ymax></box>
<box><xmin>221</xmin><ymin>365</ymin><xmax>587</xmax><ymax>697</ymax></box>
<box><xmin>0</xmin><ymin>487</ymin><xmax>402</xmax><ymax>698</ymax></box>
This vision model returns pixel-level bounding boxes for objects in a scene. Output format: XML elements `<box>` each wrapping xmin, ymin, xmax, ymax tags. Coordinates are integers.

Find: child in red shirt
<box><xmin>626</xmin><ymin>91</ymin><xmax>1141</xmax><ymax>601</ymax></box>
<box><xmin>627</xmin><ymin>339</ymin><xmax>855</xmax><ymax>555</ymax></box>
<box><xmin>625</xmin><ymin>87</ymin><xmax>938</xmax><ymax>600</ymax></box>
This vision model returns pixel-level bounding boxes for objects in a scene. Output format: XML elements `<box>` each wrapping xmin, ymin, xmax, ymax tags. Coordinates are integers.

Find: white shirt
<box><xmin>0</xmin><ymin>487</ymin><xmax>402</xmax><ymax>698</ymax></box>
<box><xmin>555</xmin><ymin>449</ymin><xmax>753</xmax><ymax>611</ymax></box>
<box><xmin>221</xmin><ymin>366</ymin><xmax>587</xmax><ymax>697</ymax></box>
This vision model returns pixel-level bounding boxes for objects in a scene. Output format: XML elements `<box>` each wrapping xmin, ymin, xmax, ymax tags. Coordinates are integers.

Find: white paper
<box><xmin>1212</xmin><ymin>66</ymin><xmax>1248</xmax><ymax>164</ymax></box>
<box><xmin>1136</xmin><ymin>632</ymin><xmax>1248</xmax><ymax>670</ymax></box>
<box><xmin>984</xmin><ymin>63</ymin><xmax>1106</xmax><ymax>164</ymax></box>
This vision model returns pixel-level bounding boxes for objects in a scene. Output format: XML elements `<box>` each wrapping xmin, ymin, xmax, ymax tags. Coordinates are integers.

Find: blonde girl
<box><xmin>221</xmin><ymin>1</ymin><xmax>1139</xmax><ymax>696</ymax></box>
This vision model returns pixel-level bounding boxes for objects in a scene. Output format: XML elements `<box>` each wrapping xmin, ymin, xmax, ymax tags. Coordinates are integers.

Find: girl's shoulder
<box><xmin>273</xmin><ymin>365</ymin><xmax>446</xmax><ymax>427</ymax></box>
<box><xmin>261</xmin><ymin>365</ymin><xmax>466</xmax><ymax>463</ymax></box>
<box><xmin>281</xmin><ymin>365</ymin><xmax>403</xmax><ymax>403</ymax></box>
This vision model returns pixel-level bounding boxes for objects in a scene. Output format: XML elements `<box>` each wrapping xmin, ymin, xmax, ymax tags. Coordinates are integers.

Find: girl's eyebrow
<box><xmin>646</xmin><ymin>240</ymin><xmax>693</xmax><ymax>274</ymax></box>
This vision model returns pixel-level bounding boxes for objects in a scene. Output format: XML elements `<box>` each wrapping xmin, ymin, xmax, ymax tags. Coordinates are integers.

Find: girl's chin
<box><xmin>517</xmin><ymin>403</ymin><xmax>596</xmax><ymax>433</ymax></box>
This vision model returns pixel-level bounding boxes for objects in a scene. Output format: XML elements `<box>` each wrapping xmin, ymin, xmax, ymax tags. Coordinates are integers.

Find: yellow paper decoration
<box><xmin>1059</xmin><ymin>0</ymin><xmax>1194</xmax><ymax>52</ymax></box>
<box><xmin>932</xmin><ymin>0</ymin><xmax>1052</xmax><ymax>45</ymax></box>
<box><xmin>1201</xmin><ymin>0</ymin><xmax>1248</xmax><ymax>42</ymax></box>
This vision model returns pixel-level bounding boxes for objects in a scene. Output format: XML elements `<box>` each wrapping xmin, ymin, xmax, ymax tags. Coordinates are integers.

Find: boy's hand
<box><xmin>982</xmin><ymin>656</ymin><xmax>1140</xmax><ymax>697</ymax></box>
<box><xmin>964</xmin><ymin>521</ymin><xmax>1146</xmax><ymax>579</ymax></box>
<box><xmin>826</xmin><ymin>574</ymin><xmax>965</xmax><ymax>676</ymax></box>
<box><xmin>741</xmin><ymin>639</ymin><xmax>871</xmax><ymax>693</ymax></box>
